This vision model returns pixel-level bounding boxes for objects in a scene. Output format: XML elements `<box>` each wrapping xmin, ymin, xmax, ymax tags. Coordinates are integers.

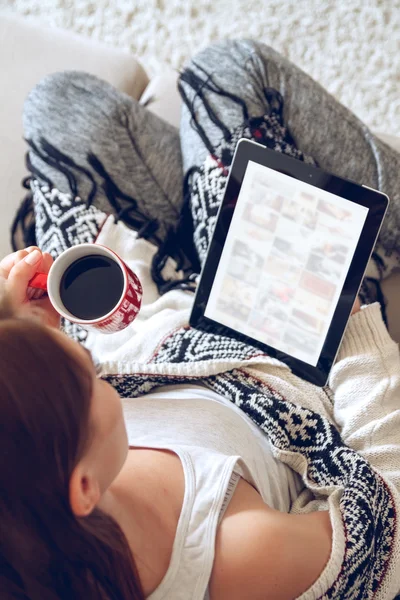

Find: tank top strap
<box><xmin>148</xmin><ymin>445</ymin><xmax>241</xmax><ymax>600</ymax></box>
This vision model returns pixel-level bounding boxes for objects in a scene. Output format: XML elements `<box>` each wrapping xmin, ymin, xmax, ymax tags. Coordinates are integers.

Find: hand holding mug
<box><xmin>0</xmin><ymin>247</ymin><xmax>60</xmax><ymax>328</ymax></box>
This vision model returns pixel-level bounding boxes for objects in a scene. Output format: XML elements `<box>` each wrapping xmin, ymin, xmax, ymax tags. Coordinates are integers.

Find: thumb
<box><xmin>7</xmin><ymin>249</ymin><xmax>43</xmax><ymax>305</ymax></box>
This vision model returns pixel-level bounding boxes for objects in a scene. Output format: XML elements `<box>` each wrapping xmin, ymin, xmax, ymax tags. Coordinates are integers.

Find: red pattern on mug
<box><xmin>93</xmin><ymin>266</ymin><xmax>143</xmax><ymax>334</ymax></box>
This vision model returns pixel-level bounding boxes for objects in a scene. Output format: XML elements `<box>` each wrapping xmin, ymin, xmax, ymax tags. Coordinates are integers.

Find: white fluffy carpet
<box><xmin>4</xmin><ymin>0</ymin><xmax>400</xmax><ymax>135</ymax></box>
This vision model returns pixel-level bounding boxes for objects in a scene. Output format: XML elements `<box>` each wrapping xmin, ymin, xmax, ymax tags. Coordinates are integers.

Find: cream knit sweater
<box><xmin>86</xmin><ymin>216</ymin><xmax>400</xmax><ymax>600</ymax></box>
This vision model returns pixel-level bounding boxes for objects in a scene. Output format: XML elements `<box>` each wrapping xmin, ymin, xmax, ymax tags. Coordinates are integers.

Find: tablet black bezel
<box><xmin>190</xmin><ymin>139</ymin><xmax>389</xmax><ymax>386</ymax></box>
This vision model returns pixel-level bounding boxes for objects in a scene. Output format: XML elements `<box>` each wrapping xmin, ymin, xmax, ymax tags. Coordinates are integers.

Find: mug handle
<box><xmin>28</xmin><ymin>273</ymin><xmax>48</xmax><ymax>291</ymax></box>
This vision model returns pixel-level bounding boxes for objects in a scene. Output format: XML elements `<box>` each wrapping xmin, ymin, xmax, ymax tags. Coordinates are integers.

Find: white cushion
<box><xmin>0</xmin><ymin>13</ymin><xmax>149</xmax><ymax>258</ymax></box>
<box><xmin>140</xmin><ymin>70</ymin><xmax>182</xmax><ymax>129</ymax></box>
<box><xmin>377</xmin><ymin>133</ymin><xmax>400</xmax><ymax>154</ymax></box>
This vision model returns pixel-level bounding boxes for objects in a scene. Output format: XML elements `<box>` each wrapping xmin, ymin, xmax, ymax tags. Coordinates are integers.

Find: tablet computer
<box><xmin>190</xmin><ymin>139</ymin><xmax>389</xmax><ymax>386</ymax></box>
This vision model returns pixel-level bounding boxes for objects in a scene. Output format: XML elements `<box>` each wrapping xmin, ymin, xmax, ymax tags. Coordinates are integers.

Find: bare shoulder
<box><xmin>209</xmin><ymin>478</ymin><xmax>332</xmax><ymax>600</ymax></box>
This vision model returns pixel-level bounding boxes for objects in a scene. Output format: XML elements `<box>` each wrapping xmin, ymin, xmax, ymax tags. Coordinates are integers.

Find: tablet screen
<box><xmin>204</xmin><ymin>160</ymin><xmax>369</xmax><ymax>366</ymax></box>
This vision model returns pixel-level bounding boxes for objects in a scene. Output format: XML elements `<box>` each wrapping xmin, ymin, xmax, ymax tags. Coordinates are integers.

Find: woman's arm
<box><xmin>209</xmin><ymin>477</ymin><xmax>332</xmax><ymax>600</ymax></box>
<box><xmin>329</xmin><ymin>302</ymin><xmax>400</xmax><ymax>490</ymax></box>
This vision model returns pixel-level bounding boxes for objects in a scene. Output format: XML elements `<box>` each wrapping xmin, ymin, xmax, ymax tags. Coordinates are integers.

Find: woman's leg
<box><xmin>21</xmin><ymin>70</ymin><xmax>183</xmax><ymax>253</ymax></box>
<box><xmin>179</xmin><ymin>39</ymin><xmax>400</xmax><ymax>290</ymax></box>
<box><xmin>19</xmin><ymin>71</ymin><xmax>186</xmax><ymax>341</ymax></box>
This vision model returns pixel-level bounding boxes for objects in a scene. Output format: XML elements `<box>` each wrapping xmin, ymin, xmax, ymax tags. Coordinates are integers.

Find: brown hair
<box><xmin>0</xmin><ymin>291</ymin><xmax>144</xmax><ymax>599</ymax></box>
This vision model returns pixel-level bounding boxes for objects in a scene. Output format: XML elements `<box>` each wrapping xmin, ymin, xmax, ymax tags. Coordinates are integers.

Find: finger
<box><xmin>26</xmin><ymin>253</ymin><xmax>52</xmax><ymax>297</ymax></box>
<box><xmin>34</xmin><ymin>288</ymin><xmax>48</xmax><ymax>300</ymax></box>
<box><xmin>351</xmin><ymin>297</ymin><xmax>361</xmax><ymax>315</ymax></box>
<box><xmin>0</xmin><ymin>251</ymin><xmax>22</xmax><ymax>272</ymax></box>
<box><xmin>0</xmin><ymin>250</ymin><xmax>29</xmax><ymax>278</ymax></box>
<box><xmin>26</xmin><ymin>252</ymin><xmax>50</xmax><ymax>300</ymax></box>
<box><xmin>15</xmin><ymin>250</ymin><xmax>29</xmax><ymax>262</ymax></box>
<box><xmin>41</xmin><ymin>252</ymin><xmax>54</xmax><ymax>275</ymax></box>
<box><xmin>7</xmin><ymin>250</ymin><xmax>43</xmax><ymax>305</ymax></box>
<box><xmin>0</xmin><ymin>247</ymin><xmax>40</xmax><ymax>271</ymax></box>
<box><xmin>26</xmin><ymin>287</ymin><xmax>39</xmax><ymax>301</ymax></box>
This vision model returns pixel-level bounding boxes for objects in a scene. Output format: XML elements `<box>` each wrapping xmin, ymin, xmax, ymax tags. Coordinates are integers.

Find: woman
<box><xmin>3</xmin><ymin>40</ymin><xmax>400</xmax><ymax>599</ymax></box>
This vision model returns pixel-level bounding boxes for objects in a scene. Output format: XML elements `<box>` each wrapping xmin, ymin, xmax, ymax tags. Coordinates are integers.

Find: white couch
<box><xmin>1</xmin><ymin>12</ymin><xmax>400</xmax><ymax>340</ymax></box>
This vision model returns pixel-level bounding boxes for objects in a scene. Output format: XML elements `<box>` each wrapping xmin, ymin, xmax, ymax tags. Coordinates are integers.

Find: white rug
<box><xmin>4</xmin><ymin>0</ymin><xmax>400</xmax><ymax>135</ymax></box>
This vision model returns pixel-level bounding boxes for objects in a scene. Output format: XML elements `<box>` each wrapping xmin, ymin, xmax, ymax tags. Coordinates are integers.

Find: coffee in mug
<box><xmin>60</xmin><ymin>255</ymin><xmax>125</xmax><ymax>321</ymax></box>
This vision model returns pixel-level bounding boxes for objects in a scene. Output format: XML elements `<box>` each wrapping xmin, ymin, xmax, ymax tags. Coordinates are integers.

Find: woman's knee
<box><xmin>23</xmin><ymin>71</ymin><xmax>131</xmax><ymax>141</ymax></box>
<box><xmin>179</xmin><ymin>39</ymin><xmax>290</xmax><ymax>107</ymax></box>
<box><xmin>22</xmin><ymin>71</ymin><xmax>136</xmax><ymax>203</ymax></box>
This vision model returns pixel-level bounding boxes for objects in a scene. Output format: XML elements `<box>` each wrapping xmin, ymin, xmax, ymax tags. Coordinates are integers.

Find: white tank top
<box><xmin>122</xmin><ymin>384</ymin><xmax>304</xmax><ymax>599</ymax></box>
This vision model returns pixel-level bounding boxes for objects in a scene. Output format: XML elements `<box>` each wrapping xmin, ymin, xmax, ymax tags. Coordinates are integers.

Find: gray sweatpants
<box><xmin>23</xmin><ymin>39</ymin><xmax>400</xmax><ymax>291</ymax></box>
